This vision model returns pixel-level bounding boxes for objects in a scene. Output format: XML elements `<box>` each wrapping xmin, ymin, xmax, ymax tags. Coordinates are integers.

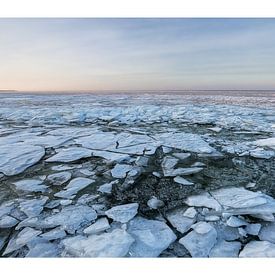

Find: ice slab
<box><xmin>62</xmin><ymin>228</ymin><xmax>134</xmax><ymax>257</ymax></box>
<box><xmin>147</xmin><ymin>196</ymin><xmax>165</xmax><ymax>209</ymax></box>
<box><xmin>12</xmin><ymin>179</ymin><xmax>47</xmax><ymax>193</ymax></box>
<box><xmin>239</xmin><ymin>241</ymin><xmax>275</xmax><ymax>257</ymax></box>
<box><xmin>0</xmin><ymin>215</ymin><xmax>19</xmax><ymax>228</ymax></box>
<box><xmin>83</xmin><ymin>217</ymin><xmax>110</xmax><ymax>235</ymax></box>
<box><xmin>47</xmin><ymin>171</ymin><xmax>72</xmax><ymax>185</ymax></box>
<box><xmin>46</xmin><ymin>147</ymin><xmax>93</xmax><ymax>162</ymax></box>
<box><xmin>54</xmin><ymin>177</ymin><xmax>95</xmax><ymax>199</ymax></box>
<box><xmin>111</xmin><ymin>164</ymin><xmax>133</xmax><ymax>179</ymax></box>
<box><xmin>259</xmin><ymin>223</ymin><xmax>275</xmax><ymax>243</ymax></box>
<box><xmin>3</xmin><ymin>227</ymin><xmax>42</xmax><ymax>255</ymax></box>
<box><xmin>40</xmin><ymin>227</ymin><xmax>66</xmax><ymax>241</ymax></box>
<box><xmin>174</xmin><ymin>176</ymin><xmax>194</xmax><ymax>185</ymax></box>
<box><xmin>105</xmin><ymin>203</ymin><xmax>138</xmax><ymax>223</ymax></box>
<box><xmin>43</xmin><ymin>205</ymin><xmax>97</xmax><ymax>233</ymax></box>
<box><xmin>127</xmin><ymin>216</ymin><xmax>177</xmax><ymax>257</ymax></box>
<box><xmin>154</xmin><ymin>132</ymin><xmax>216</xmax><ymax>154</ymax></box>
<box><xmin>166</xmin><ymin>207</ymin><xmax>196</xmax><ymax>234</ymax></box>
<box><xmin>209</xmin><ymin>240</ymin><xmax>241</xmax><ymax>257</ymax></box>
<box><xmin>26</xmin><ymin>242</ymin><xmax>60</xmax><ymax>257</ymax></box>
<box><xmin>185</xmin><ymin>192</ymin><xmax>222</xmax><ymax>211</ymax></box>
<box><xmin>179</xmin><ymin>222</ymin><xmax>217</xmax><ymax>257</ymax></box>
<box><xmin>19</xmin><ymin>196</ymin><xmax>48</xmax><ymax>218</ymax></box>
<box><xmin>0</xmin><ymin>144</ymin><xmax>45</xmax><ymax>176</ymax></box>
<box><xmin>210</xmin><ymin>187</ymin><xmax>268</xmax><ymax>209</ymax></box>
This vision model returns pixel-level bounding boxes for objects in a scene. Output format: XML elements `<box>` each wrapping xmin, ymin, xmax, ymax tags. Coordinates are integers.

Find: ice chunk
<box><xmin>209</xmin><ymin>240</ymin><xmax>241</xmax><ymax>257</ymax></box>
<box><xmin>179</xmin><ymin>222</ymin><xmax>217</xmax><ymax>257</ymax></box>
<box><xmin>161</xmin><ymin>157</ymin><xmax>178</xmax><ymax>171</ymax></box>
<box><xmin>12</xmin><ymin>179</ymin><xmax>47</xmax><ymax>193</ymax></box>
<box><xmin>54</xmin><ymin>177</ymin><xmax>95</xmax><ymax>199</ymax></box>
<box><xmin>62</xmin><ymin>228</ymin><xmax>134</xmax><ymax>257</ymax></box>
<box><xmin>253</xmin><ymin>137</ymin><xmax>275</xmax><ymax>150</ymax></box>
<box><xmin>164</xmin><ymin>167</ymin><xmax>203</xmax><ymax>177</ymax></box>
<box><xmin>83</xmin><ymin>217</ymin><xmax>110</xmax><ymax>235</ymax></box>
<box><xmin>166</xmin><ymin>207</ymin><xmax>196</xmax><ymax>234</ymax></box>
<box><xmin>46</xmin><ymin>147</ymin><xmax>93</xmax><ymax>162</ymax></box>
<box><xmin>111</xmin><ymin>164</ymin><xmax>133</xmax><ymax>178</ymax></box>
<box><xmin>185</xmin><ymin>192</ymin><xmax>222</xmax><ymax>211</ymax></box>
<box><xmin>174</xmin><ymin>176</ymin><xmax>194</xmax><ymax>185</ymax></box>
<box><xmin>105</xmin><ymin>203</ymin><xmax>138</xmax><ymax>223</ymax></box>
<box><xmin>40</xmin><ymin>227</ymin><xmax>66</xmax><ymax>241</ymax></box>
<box><xmin>239</xmin><ymin>241</ymin><xmax>275</xmax><ymax>257</ymax></box>
<box><xmin>26</xmin><ymin>242</ymin><xmax>60</xmax><ymax>257</ymax></box>
<box><xmin>259</xmin><ymin>223</ymin><xmax>275</xmax><ymax>243</ymax></box>
<box><xmin>19</xmin><ymin>196</ymin><xmax>48</xmax><ymax>217</ymax></box>
<box><xmin>183</xmin><ymin>207</ymin><xmax>197</xmax><ymax>219</ymax></box>
<box><xmin>210</xmin><ymin>187</ymin><xmax>268</xmax><ymax>209</ymax></box>
<box><xmin>47</xmin><ymin>171</ymin><xmax>72</xmax><ymax>185</ymax></box>
<box><xmin>135</xmin><ymin>156</ymin><xmax>149</xmax><ymax>167</ymax></box>
<box><xmin>155</xmin><ymin>132</ymin><xmax>216</xmax><ymax>154</ymax></box>
<box><xmin>245</xmin><ymin>223</ymin><xmax>261</xmax><ymax>236</ymax></box>
<box><xmin>0</xmin><ymin>215</ymin><xmax>18</xmax><ymax>228</ymax></box>
<box><xmin>3</xmin><ymin>227</ymin><xmax>42</xmax><ymax>255</ymax></box>
<box><xmin>127</xmin><ymin>216</ymin><xmax>177</xmax><ymax>257</ymax></box>
<box><xmin>0</xmin><ymin>144</ymin><xmax>45</xmax><ymax>176</ymax></box>
<box><xmin>98</xmin><ymin>180</ymin><xmax>118</xmax><ymax>194</ymax></box>
<box><xmin>43</xmin><ymin>205</ymin><xmax>97</xmax><ymax>233</ymax></box>
<box><xmin>147</xmin><ymin>196</ymin><xmax>165</xmax><ymax>209</ymax></box>
<box><xmin>172</xmin><ymin>153</ymin><xmax>191</xmax><ymax>160</ymax></box>
<box><xmin>226</xmin><ymin>216</ymin><xmax>248</xmax><ymax>227</ymax></box>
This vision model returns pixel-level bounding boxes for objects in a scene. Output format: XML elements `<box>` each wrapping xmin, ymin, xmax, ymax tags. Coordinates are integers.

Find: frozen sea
<box><xmin>0</xmin><ymin>90</ymin><xmax>275</xmax><ymax>257</ymax></box>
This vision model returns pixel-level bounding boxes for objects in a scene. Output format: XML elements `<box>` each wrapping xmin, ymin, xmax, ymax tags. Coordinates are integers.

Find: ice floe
<box><xmin>209</xmin><ymin>240</ymin><xmax>241</xmax><ymax>257</ymax></box>
<box><xmin>46</xmin><ymin>147</ymin><xmax>93</xmax><ymax>162</ymax></box>
<box><xmin>105</xmin><ymin>203</ymin><xmax>138</xmax><ymax>223</ymax></box>
<box><xmin>179</xmin><ymin>222</ymin><xmax>217</xmax><ymax>257</ymax></box>
<box><xmin>47</xmin><ymin>171</ymin><xmax>72</xmax><ymax>185</ymax></box>
<box><xmin>166</xmin><ymin>207</ymin><xmax>196</xmax><ymax>234</ymax></box>
<box><xmin>83</xmin><ymin>217</ymin><xmax>110</xmax><ymax>235</ymax></box>
<box><xmin>239</xmin><ymin>241</ymin><xmax>275</xmax><ymax>257</ymax></box>
<box><xmin>127</xmin><ymin>216</ymin><xmax>177</xmax><ymax>257</ymax></box>
<box><xmin>62</xmin><ymin>228</ymin><xmax>134</xmax><ymax>257</ymax></box>
<box><xmin>54</xmin><ymin>177</ymin><xmax>95</xmax><ymax>199</ymax></box>
<box><xmin>0</xmin><ymin>215</ymin><xmax>19</xmax><ymax>228</ymax></box>
<box><xmin>12</xmin><ymin>179</ymin><xmax>47</xmax><ymax>193</ymax></box>
<box><xmin>0</xmin><ymin>144</ymin><xmax>45</xmax><ymax>176</ymax></box>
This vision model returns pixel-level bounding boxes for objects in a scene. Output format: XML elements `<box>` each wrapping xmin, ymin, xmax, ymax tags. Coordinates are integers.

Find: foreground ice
<box><xmin>179</xmin><ymin>222</ymin><xmax>217</xmax><ymax>257</ymax></box>
<box><xmin>209</xmin><ymin>240</ymin><xmax>241</xmax><ymax>257</ymax></box>
<box><xmin>54</xmin><ymin>177</ymin><xmax>95</xmax><ymax>199</ymax></box>
<box><xmin>0</xmin><ymin>144</ymin><xmax>45</xmax><ymax>176</ymax></box>
<box><xmin>12</xmin><ymin>179</ymin><xmax>47</xmax><ymax>193</ymax></box>
<box><xmin>46</xmin><ymin>147</ymin><xmax>93</xmax><ymax>162</ymax></box>
<box><xmin>166</xmin><ymin>207</ymin><xmax>196</xmax><ymax>234</ymax></box>
<box><xmin>127</xmin><ymin>216</ymin><xmax>177</xmax><ymax>257</ymax></box>
<box><xmin>105</xmin><ymin>203</ymin><xmax>139</xmax><ymax>223</ymax></box>
<box><xmin>83</xmin><ymin>217</ymin><xmax>110</xmax><ymax>235</ymax></box>
<box><xmin>43</xmin><ymin>205</ymin><xmax>97</xmax><ymax>233</ymax></box>
<box><xmin>239</xmin><ymin>241</ymin><xmax>275</xmax><ymax>257</ymax></box>
<box><xmin>62</xmin><ymin>229</ymin><xmax>134</xmax><ymax>257</ymax></box>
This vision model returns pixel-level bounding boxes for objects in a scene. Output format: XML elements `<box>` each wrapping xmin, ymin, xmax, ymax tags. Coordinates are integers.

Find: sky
<box><xmin>0</xmin><ymin>18</ymin><xmax>275</xmax><ymax>91</ymax></box>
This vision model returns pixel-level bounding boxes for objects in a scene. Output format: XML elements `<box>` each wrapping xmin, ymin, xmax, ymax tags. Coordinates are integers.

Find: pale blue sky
<box><xmin>0</xmin><ymin>18</ymin><xmax>275</xmax><ymax>91</ymax></box>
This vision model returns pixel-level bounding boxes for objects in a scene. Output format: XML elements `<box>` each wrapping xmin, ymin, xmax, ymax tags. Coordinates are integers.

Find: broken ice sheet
<box><xmin>0</xmin><ymin>144</ymin><xmax>45</xmax><ymax>176</ymax></box>
<box><xmin>127</xmin><ymin>216</ymin><xmax>177</xmax><ymax>257</ymax></box>
<box><xmin>105</xmin><ymin>203</ymin><xmax>139</xmax><ymax>223</ymax></box>
<box><xmin>54</xmin><ymin>177</ymin><xmax>95</xmax><ymax>199</ymax></box>
<box><xmin>46</xmin><ymin>147</ymin><xmax>93</xmax><ymax>162</ymax></box>
<box><xmin>62</xmin><ymin>228</ymin><xmax>134</xmax><ymax>257</ymax></box>
<box><xmin>12</xmin><ymin>179</ymin><xmax>47</xmax><ymax>193</ymax></box>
